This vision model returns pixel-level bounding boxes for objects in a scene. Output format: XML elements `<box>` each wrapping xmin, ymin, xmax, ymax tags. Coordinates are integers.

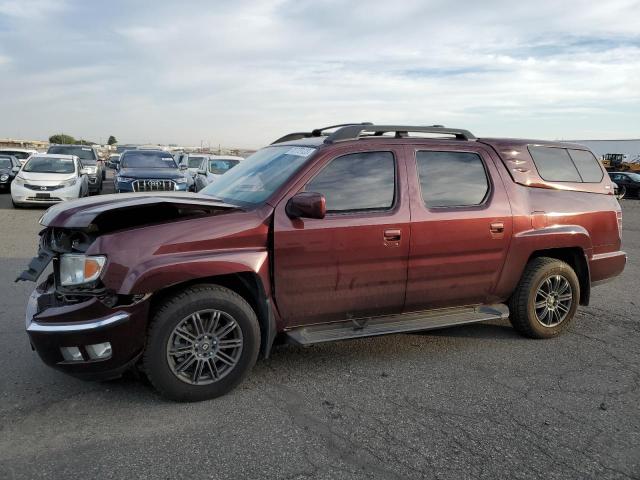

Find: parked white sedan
<box><xmin>193</xmin><ymin>155</ymin><xmax>244</xmax><ymax>191</ymax></box>
<box><xmin>11</xmin><ymin>154</ymin><xmax>90</xmax><ymax>207</ymax></box>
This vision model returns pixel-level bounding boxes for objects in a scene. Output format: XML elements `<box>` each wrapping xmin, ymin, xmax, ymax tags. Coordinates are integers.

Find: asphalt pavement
<box><xmin>0</xmin><ymin>176</ymin><xmax>638</xmax><ymax>479</ymax></box>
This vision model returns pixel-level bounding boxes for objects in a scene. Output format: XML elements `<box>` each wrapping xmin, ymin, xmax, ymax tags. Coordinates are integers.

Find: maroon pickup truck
<box><xmin>19</xmin><ymin>124</ymin><xmax>626</xmax><ymax>401</ymax></box>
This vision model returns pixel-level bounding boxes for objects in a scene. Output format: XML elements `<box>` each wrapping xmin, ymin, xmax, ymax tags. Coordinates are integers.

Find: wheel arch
<box><xmin>526</xmin><ymin>247</ymin><xmax>590</xmax><ymax>305</ymax></box>
<box><xmin>148</xmin><ymin>271</ymin><xmax>277</xmax><ymax>359</ymax></box>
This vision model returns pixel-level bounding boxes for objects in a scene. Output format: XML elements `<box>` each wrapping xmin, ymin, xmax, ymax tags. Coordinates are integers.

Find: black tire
<box><xmin>616</xmin><ymin>185</ymin><xmax>626</xmax><ymax>200</ymax></box>
<box><xmin>144</xmin><ymin>284</ymin><xmax>260</xmax><ymax>402</ymax></box>
<box><xmin>508</xmin><ymin>257</ymin><xmax>580</xmax><ymax>339</ymax></box>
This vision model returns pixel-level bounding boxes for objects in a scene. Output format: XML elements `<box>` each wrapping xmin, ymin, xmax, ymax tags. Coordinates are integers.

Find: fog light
<box><xmin>60</xmin><ymin>346</ymin><xmax>83</xmax><ymax>362</ymax></box>
<box><xmin>86</xmin><ymin>342</ymin><xmax>112</xmax><ymax>360</ymax></box>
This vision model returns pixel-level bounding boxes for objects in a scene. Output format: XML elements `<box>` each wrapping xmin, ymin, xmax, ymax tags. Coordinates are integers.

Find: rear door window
<box><xmin>416</xmin><ymin>151</ymin><xmax>489</xmax><ymax>207</ymax></box>
<box><xmin>306</xmin><ymin>151</ymin><xmax>396</xmax><ymax>212</ymax></box>
<box><xmin>529</xmin><ymin>146</ymin><xmax>582</xmax><ymax>182</ymax></box>
<box><xmin>568</xmin><ymin>149</ymin><xmax>604</xmax><ymax>182</ymax></box>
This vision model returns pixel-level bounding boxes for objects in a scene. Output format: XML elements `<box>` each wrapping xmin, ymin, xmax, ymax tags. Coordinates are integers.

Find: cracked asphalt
<box><xmin>0</xmin><ymin>180</ymin><xmax>638</xmax><ymax>479</ymax></box>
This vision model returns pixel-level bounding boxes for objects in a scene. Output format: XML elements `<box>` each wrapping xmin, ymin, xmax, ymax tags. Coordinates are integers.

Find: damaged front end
<box><xmin>20</xmin><ymin>226</ymin><xmax>151</xmax><ymax>380</ymax></box>
<box><xmin>18</xmin><ymin>193</ymin><xmax>237</xmax><ymax>304</ymax></box>
<box><xmin>18</xmin><ymin>227</ymin><xmax>145</xmax><ymax>308</ymax></box>
<box><xmin>19</xmin><ymin>194</ymin><xmax>238</xmax><ymax>380</ymax></box>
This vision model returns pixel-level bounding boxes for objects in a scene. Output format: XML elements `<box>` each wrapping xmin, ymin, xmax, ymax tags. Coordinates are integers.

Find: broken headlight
<box><xmin>59</xmin><ymin>254</ymin><xmax>106</xmax><ymax>286</ymax></box>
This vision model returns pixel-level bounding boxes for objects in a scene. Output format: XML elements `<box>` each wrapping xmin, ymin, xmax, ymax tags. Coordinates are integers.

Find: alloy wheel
<box><xmin>534</xmin><ymin>275</ymin><xmax>573</xmax><ymax>327</ymax></box>
<box><xmin>166</xmin><ymin>309</ymin><xmax>243</xmax><ymax>385</ymax></box>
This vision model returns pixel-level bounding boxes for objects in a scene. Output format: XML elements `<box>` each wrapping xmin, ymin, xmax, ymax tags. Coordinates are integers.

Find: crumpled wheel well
<box><xmin>148</xmin><ymin>272</ymin><xmax>276</xmax><ymax>358</ymax></box>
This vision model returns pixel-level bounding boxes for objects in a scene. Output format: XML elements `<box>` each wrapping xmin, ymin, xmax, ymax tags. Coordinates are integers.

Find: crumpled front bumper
<box><xmin>25</xmin><ymin>281</ymin><xmax>151</xmax><ymax>380</ymax></box>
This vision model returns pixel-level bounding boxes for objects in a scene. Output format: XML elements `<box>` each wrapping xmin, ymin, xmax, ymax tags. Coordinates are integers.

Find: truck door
<box><xmin>405</xmin><ymin>144</ymin><xmax>513</xmax><ymax>311</ymax></box>
<box><xmin>273</xmin><ymin>146</ymin><xmax>410</xmax><ymax>326</ymax></box>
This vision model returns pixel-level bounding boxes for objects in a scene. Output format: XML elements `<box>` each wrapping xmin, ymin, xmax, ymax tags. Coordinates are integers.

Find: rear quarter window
<box><xmin>568</xmin><ymin>149</ymin><xmax>604</xmax><ymax>182</ymax></box>
<box><xmin>528</xmin><ymin>145</ymin><xmax>604</xmax><ymax>183</ymax></box>
<box><xmin>528</xmin><ymin>146</ymin><xmax>581</xmax><ymax>182</ymax></box>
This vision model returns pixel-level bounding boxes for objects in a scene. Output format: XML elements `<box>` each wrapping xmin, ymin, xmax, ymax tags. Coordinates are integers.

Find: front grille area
<box><xmin>25</xmin><ymin>184</ymin><xmax>62</xmax><ymax>191</ymax></box>
<box><xmin>132</xmin><ymin>179</ymin><xmax>176</xmax><ymax>192</ymax></box>
<box><xmin>26</xmin><ymin>196</ymin><xmax>62</xmax><ymax>202</ymax></box>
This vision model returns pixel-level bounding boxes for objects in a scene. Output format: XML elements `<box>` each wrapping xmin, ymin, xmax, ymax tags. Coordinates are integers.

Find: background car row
<box><xmin>110</xmin><ymin>149</ymin><xmax>244</xmax><ymax>192</ymax></box>
<box><xmin>0</xmin><ymin>144</ymin><xmax>245</xmax><ymax>208</ymax></box>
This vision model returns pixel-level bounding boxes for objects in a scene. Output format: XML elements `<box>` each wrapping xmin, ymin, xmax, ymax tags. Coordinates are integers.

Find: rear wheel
<box><xmin>508</xmin><ymin>257</ymin><xmax>580</xmax><ymax>339</ymax></box>
<box><xmin>144</xmin><ymin>285</ymin><xmax>260</xmax><ymax>402</ymax></box>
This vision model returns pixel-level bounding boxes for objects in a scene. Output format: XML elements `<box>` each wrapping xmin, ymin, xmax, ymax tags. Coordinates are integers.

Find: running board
<box><xmin>284</xmin><ymin>304</ymin><xmax>509</xmax><ymax>346</ymax></box>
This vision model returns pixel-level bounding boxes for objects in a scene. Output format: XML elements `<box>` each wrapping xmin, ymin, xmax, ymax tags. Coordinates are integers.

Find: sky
<box><xmin>0</xmin><ymin>0</ymin><xmax>639</xmax><ymax>149</ymax></box>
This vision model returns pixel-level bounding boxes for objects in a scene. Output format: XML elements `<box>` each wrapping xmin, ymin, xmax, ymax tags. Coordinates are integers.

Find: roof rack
<box><xmin>325</xmin><ymin>125</ymin><xmax>476</xmax><ymax>143</ymax></box>
<box><xmin>271</xmin><ymin>122</ymin><xmax>373</xmax><ymax>145</ymax></box>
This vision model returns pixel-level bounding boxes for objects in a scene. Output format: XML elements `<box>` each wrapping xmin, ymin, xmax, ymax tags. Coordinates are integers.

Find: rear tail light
<box><xmin>616</xmin><ymin>211</ymin><xmax>623</xmax><ymax>236</ymax></box>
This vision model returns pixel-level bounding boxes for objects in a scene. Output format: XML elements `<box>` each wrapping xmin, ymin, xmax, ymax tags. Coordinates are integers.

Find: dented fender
<box><xmin>116</xmin><ymin>249</ymin><xmax>270</xmax><ymax>295</ymax></box>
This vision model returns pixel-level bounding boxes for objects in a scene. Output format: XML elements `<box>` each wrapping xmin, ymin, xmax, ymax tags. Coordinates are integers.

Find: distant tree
<box><xmin>107</xmin><ymin>135</ymin><xmax>117</xmax><ymax>145</ymax></box>
<box><xmin>49</xmin><ymin>133</ymin><xmax>76</xmax><ymax>144</ymax></box>
<box><xmin>77</xmin><ymin>139</ymin><xmax>96</xmax><ymax>145</ymax></box>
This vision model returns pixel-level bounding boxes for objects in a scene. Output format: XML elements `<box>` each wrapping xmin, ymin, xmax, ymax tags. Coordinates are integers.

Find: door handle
<box><xmin>384</xmin><ymin>229</ymin><xmax>402</xmax><ymax>242</ymax></box>
<box><xmin>490</xmin><ymin>222</ymin><xmax>504</xmax><ymax>234</ymax></box>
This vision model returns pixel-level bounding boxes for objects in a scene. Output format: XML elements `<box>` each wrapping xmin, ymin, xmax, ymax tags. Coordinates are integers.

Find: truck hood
<box><xmin>118</xmin><ymin>167</ymin><xmax>186</xmax><ymax>179</ymax></box>
<box><xmin>40</xmin><ymin>192</ymin><xmax>239</xmax><ymax>229</ymax></box>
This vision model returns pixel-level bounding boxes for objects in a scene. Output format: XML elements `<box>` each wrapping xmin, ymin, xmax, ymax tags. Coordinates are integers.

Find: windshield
<box><xmin>209</xmin><ymin>159</ymin><xmax>240</xmax><ymax>175</ymax></box>
<box><xmin>201</xmin><ymin>146</ymin><xmax>316</xmax><ymax>205</ymax></box>
<box><xmin>187</xmin><ymin>157</ymin><xmax>206</xmax><ymax>168</ymax></box>
<box><xmin>24</xmin><ymin>156</ymin><xmax>75</xmax><ymax>174</ymax></box>
<box><xmin>48</xmin><ymin>146</ymin><xmax>97</xmax><ymax>163</ymax></box>
<box><xmin>121</xmin><ymin>151</ymin><xmax>177</xmax><ymax>169</ymax></box>
<box><xmin>627</xmin><ymin>173</ymin><xmax>640</xmax><ymax>182</ymax></box>
<box><xmin>0</xmin><ymin>158</ymin><xmax>12</xmax><ymax>169</ymax></box>
<box><xmin>1</xmin><ymin>150</ymin><xmax>30</xmax><ymax>160</ymax></box>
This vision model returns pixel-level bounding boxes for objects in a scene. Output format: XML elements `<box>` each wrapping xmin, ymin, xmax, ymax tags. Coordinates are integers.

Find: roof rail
<box><xmin>271</xmin><ymin>122</ymin><xmax>373</xmax><ymax>145</ymax></box>
<box><xmin>324</xmin><ymin>125</ymin><xmax>476</xmax><ymax>143</ymax></box>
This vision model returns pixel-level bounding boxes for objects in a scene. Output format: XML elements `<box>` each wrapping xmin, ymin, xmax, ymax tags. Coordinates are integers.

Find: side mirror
<box><xmin>80</xmin><ymin>167</ymin><xmax>90</xmax><ymax>175</ymax></box>
<box><xmin>286</xmin><ymin>192</ymin><xmax>326</xmax><ymax>220</ymax></box>
<box><xmin>179</xmin><ymin>164</ymin><xmax>188</xmax><ymax>171</ymax></box>
<box><xmin>12</xmin><ymin>166</ymin><xmax>20</xmax><ymax>173</ymax></box>
<box><xmin>197</xmin><ymin>169</ymin><xmax>207</xmax><ymax>175</ymax></box>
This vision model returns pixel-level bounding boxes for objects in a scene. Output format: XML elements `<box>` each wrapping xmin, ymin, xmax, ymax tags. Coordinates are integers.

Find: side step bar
<box><xmin>284</xmin><ymin>304</ymin><xmax>509</xmax><ymax>346</ymax></box>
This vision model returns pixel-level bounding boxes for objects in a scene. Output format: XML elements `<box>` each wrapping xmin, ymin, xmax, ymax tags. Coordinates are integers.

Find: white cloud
<box><xmin>0</xmin><ymin>0</ymin><xmax>639</xmax><ymax>146</ymax></box>
<box><xmin>0</xmin><ymin>0</ymin><xmax>67</xmax><ymax>18</ymax></box>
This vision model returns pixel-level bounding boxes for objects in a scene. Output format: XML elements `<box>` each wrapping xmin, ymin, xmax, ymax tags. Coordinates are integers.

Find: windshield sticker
<box><xmin>285</xmin><ymin>147</ymin><xmax>315</xmax><ymax>157</ymax></box>
<box><xmin>82</xmin><ymin>147</ymin><xmax>91</xmax><ymax>151</ymax></box>
<box><xmin>60</xmin><ymin>159</ymin><xmax>73</xmax><ymax>162</ymax></box>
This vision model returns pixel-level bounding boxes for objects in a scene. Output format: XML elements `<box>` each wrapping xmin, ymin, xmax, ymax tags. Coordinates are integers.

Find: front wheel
<box><xmin>144</xmin><ymin>284</ymin><xmax>260</xmax><ymax>402</ymax></box>
<box><xmin>508</xmin><ymin>257</ymin><xmax>580</xmax><ymax>339</ymax></box>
